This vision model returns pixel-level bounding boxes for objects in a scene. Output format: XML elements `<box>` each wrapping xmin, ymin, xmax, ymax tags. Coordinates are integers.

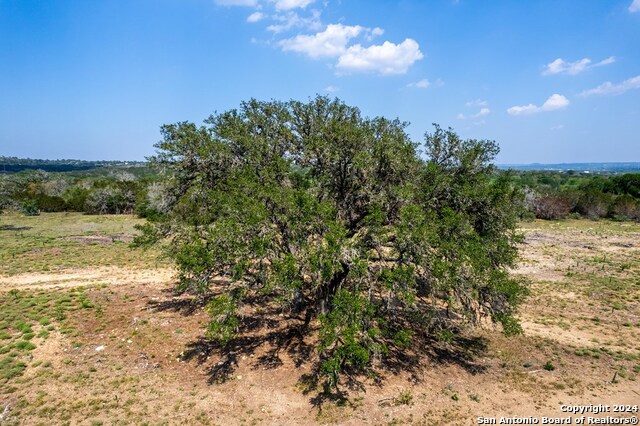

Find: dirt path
<box><xmin>0</xmin><ymin>266</ymin><xmax>175</xmax><ymax>291</ymax></box>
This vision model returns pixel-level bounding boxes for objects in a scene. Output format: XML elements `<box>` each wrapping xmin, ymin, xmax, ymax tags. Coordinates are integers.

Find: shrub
<box><xmin>33</xmin><ymin>194</ymin><xmax>67</xmax><ymax>212</ymax></box>
<box><xmin>611</xmin><ymin>195</ymin><xmax>640</xmax><ymax>221</ymax></box>
<box><xmin>85</xmin><ymin>184</ymin><xmax>136</xmax><ymax>214</ymax></box>
<box><xmin>21</xmin><ymin>199</ymin><xmax>40</xmax><ymax>216</ymax></box>
<box><xmin>136</xmin><ymin>182</ymin><xmax>172</xmax><ymax>219</ymax></box>
<box><xmin>574</xmin><ymin>190</ymin><xmax>613</xmax><ymax>219</ymax></box>
<box><xmin>64</xmin><ymin>187</ymin><xmax>90</xmax><ymax>212</ymax></box>
<box><xmin>530</xmin><ymin>194</ymin><xmax>571</xmax><ymax>220</ymax></box>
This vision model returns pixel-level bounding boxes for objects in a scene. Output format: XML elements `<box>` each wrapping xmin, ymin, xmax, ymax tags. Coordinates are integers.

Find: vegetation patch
<box><xmin>0</xmin><ymin>288</ymin><xmax>93</xmax><ymax>384</ymax></box>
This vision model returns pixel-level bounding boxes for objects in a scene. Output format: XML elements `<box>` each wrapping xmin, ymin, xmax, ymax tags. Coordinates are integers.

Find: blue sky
<box><xmin>1</xmin><ymin>0</ymin><xmax>639</xmax><ymax>163</ymax></box>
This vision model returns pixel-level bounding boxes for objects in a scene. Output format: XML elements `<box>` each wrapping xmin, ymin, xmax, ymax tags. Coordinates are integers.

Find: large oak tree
<box><xmin>136</xmin><ymin>96</ymin><xmax>527</xmax><ymax>384</ymax></box>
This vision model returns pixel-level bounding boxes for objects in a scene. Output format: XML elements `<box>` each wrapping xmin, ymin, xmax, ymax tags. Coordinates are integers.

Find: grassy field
<box><xmin>0</xmin><ymin>212</ymin><xmax>165</xmax><ymax>276</ymax></box>
<box><xmin>0</xmin><ymin>213</ymin><xmax>639</xmax><ymax>425</ymax></box>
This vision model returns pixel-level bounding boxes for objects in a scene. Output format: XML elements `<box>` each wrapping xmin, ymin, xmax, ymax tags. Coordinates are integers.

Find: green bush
<box><xmin>21</xmin><ymin>199</ymin><xmax>40</xmax><ymax>216</ymax></box>
<box><xmin>33</xmin><ymin>194</ymin><xmax>67</xmax><ymax>212</ymax></box>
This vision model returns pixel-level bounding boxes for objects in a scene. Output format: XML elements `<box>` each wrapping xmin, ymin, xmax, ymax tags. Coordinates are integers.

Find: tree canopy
<box><xmin>136</xmin><ymin>95</ymin><xmax>527</xmax><ymax>385</ymax></box>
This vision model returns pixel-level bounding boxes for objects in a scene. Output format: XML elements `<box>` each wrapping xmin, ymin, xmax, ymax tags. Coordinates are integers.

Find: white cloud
<box><xmin>475</xmin><ymin>107</ymin><xmax>490</xmax><ymax>117</ymax></box>
<box><xmin>458</xmin><ymin>107</ymin><xmax>490</xmax><ymax>120</ymax></box>
<box><xmin>551</xmin><ymin>124</ymin><xmax>564</xmax><ymax>131</ymax></box>
<box><xmin>542</xmin><ymin>56</ymin><xmax>615</xmax><ymax>76</ymax></box>
<box><xmin>630</xmin><ymin>0</ymin><xmax>640</xmax><ymax>12</ymax></box>
<box><xmin>336</xmin><ymin>38</ymin><xmax>423</xmax><ymax>75</ymax></box>
<box><xmin>215</xmin><ymin>0</ymin><xmax>258</xmax><ymax>6</ymax></box>
<box><xmin>366</xmin><ymin>27</ymin><xmax>384</xmax><ymax>41</ymax></box>
<box><xmin>408</xmin><ymin>79</ymin><xmax>431</xmax><ymax>89</ymax></box>
<box><xmin>507</xmin><ymin>94</ymin><xmax>570</xmax><ymax>115</ymax></box>
<box><xmin>580</xmin><ymin>75</ymin><xmax>640</xmax><ymax>96</ymax></box>
<box><xmin>465</xmin><ymin>99</ymin><xmax>488</xmax><ymax>108</ymax></box>
<box><xmin>279</xmin><ymin>24</ymin><xmax>364</xmax><ymax>58</ymax></box>
<box><xmin>544</xmin><ymin>58</ymin><xmax>589</xmax><ymax>75</ymax></box>
<box><xmin>324</xmin><ymin>85</ymin><xmax>338</xmax><ymax>93</ymax></box>
<box><xmin>267</xmin><ymin>10</ymin><xmax>322</xmax><ymax>33</ymax></box>
<box><xmin>507</xmin><ymin>104</ymin><xmax>538</xmax><ymax>115</ymax></box>
<box><xmin>273</xmin><ymin>0</ymin><xmax>314</xmax><ymax>10</ymax></box>
<box><xmin>247</xmin><ymin>12</ymin><xmax>265</xmax><ymax>22</ymax></box>
<box><xmin>599</xmin><ymin>56</ymin><xmax>616</xmax><ymax>65</ymax></box>
<box><xmin>458</xmin><ymin>100</ymin><xmax>490</xmax><ymax>120</ymax></box>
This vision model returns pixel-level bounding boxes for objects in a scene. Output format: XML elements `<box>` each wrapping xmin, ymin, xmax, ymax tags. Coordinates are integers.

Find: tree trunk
<box><xmin>319</xmin><ymin>262</ymin><xmax>349</xmax><ymax>315</ymax></box>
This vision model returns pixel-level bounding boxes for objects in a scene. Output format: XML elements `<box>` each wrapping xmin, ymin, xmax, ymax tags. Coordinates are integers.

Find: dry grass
<box><xmin>0</xmin><ymin>214</ymin><xmax>639</xmax><ymax>425</ymax></box>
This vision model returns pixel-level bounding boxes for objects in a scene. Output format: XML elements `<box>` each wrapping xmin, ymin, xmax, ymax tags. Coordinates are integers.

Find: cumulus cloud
<box><xmin>407</xmin><ymin>79</ymin><xmax>431</xmax><ymax>89</ymax></box>
<box><xmin>279</xmin><ymin>24</ymin><xmax>364</xmax><ymax>58</ymax></box>
<box><xmin>324</xmin><ymin>85</ymin><xmax>338</xmax><ymax>93</ymax></box>
<box><xmin>580</xmin><ymin>75</ymin><xmax>640</xmax><ymax>96</ymax></box>
<box><xmin>227</xmin><ymin>0</ymin><xmax>422</xmax><ymax>77</ymax></box>
<box><xmin>273</xmin><ymin>0</ymin><xmax>314</xmax><ymax>10</ymax></box>
<box><xmin>507</xmin><ymin>94</ymin><xmax>570</xmax><ymax>115</ymax></box>
<box><xmin>542</xmin><ymin>56</ymin><xmax>615</xmax><ymax>76</ymax></box>
<box><xmin>247</xmin><ymin>12</ymin><xmax>265</xmax><ymax>22</ymax></box>
<box><xmin>630</xmin><ymin>0</ymin><xmax>640</xmax><ymax>12</ymax></box>
<box><xmin>215</xmin><ymin>0</ymin><xmax>258</xmax><ymax>6</ymax></box>
<box><xmin>336</xmin><ymin>39</ymin><xmax>423</xmax><ymax>75</ymax></box>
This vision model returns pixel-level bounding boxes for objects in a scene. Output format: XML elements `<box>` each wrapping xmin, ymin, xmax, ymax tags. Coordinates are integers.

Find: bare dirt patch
<box><xmin>0</xmin><ymin>267</ymin><xmax>174</xmax><ymax>290</ymax></box>
<box><xmin>62</xmin><ymin>234</ymin><xmax>133</xmax><ymax>245</ymax></box>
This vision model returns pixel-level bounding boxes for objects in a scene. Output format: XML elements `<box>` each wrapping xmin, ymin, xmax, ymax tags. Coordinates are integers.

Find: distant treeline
<box><xmin>0</xmin><ymin>165</ymin><xmax>165</xmax><ymax>218</ymax></box>
<box><xmin>0</xmin><ymin>158</ymin><xmax>639</xmax><ymax>222</ymax></box>
<box><xmin>501</xmin><ymin>162</ymin><xmax>640</xmax><ymax>174</ymax></box>
<box><xmin>0</xmin><ymin>156</ymin><xmax>146</xmax><ymax>173</ymax></box>
<box><xmin>512</xmin><ymin>170</ymin><xmax>640</xmax><ymax>221</ymax></box>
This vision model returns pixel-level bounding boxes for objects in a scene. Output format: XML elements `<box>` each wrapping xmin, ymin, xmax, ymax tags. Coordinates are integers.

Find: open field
<box><xmin>0</xmin><ymin>213</ymin><xmax>639</xmax><ymax>425</ymax></box>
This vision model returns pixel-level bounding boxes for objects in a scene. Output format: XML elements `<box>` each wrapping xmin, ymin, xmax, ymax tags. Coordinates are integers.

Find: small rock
<box><xmin>95</xmin><ymin>345</ymin><xmax>106</xmax><ymax>352</ymax></box>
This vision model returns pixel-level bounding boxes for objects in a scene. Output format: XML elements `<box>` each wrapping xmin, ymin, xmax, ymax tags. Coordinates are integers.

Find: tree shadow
<box><xmin>153</xmin><ymin>291</ymin><xmax>489</xmax><ymax>405</ymax></box>
<box><xmin>308</xmin><ymin>381</ymin><xmax>350</xmax><ymax>412</ymax></box>
<box><xmin>145</xmin><ymin>283</ymin><xmax>223</xmax><ymax>316</ymax></box>
<box><xmin>301</xmin><ymin>333</ymin><xmax>488</xmax><ymax>411</ymax></box>
<box><xmin>0</xmin><ymin>225</ymin><xmax>32</xmax><ymax>231</ymax></box>
<box><xmin>178</xmin><ymin>300</ymin><xmax>316</xmax><ymax>384</ymax></box>
<box><xmin>146</xmin><ymin>292</ymin><xmax>209</xmax><ymax>316</ymax></box>
<box><xmin>423</xmin><ymin>334</ymin><xmax>488</xmax><ymax>374</ymax></box>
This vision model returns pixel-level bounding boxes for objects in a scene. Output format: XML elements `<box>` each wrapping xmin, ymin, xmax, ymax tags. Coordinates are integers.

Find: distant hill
<box><xmin>498</xmin><ymin>162</ymin><xmax>640</xmax><ymax>174</ymax></box>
